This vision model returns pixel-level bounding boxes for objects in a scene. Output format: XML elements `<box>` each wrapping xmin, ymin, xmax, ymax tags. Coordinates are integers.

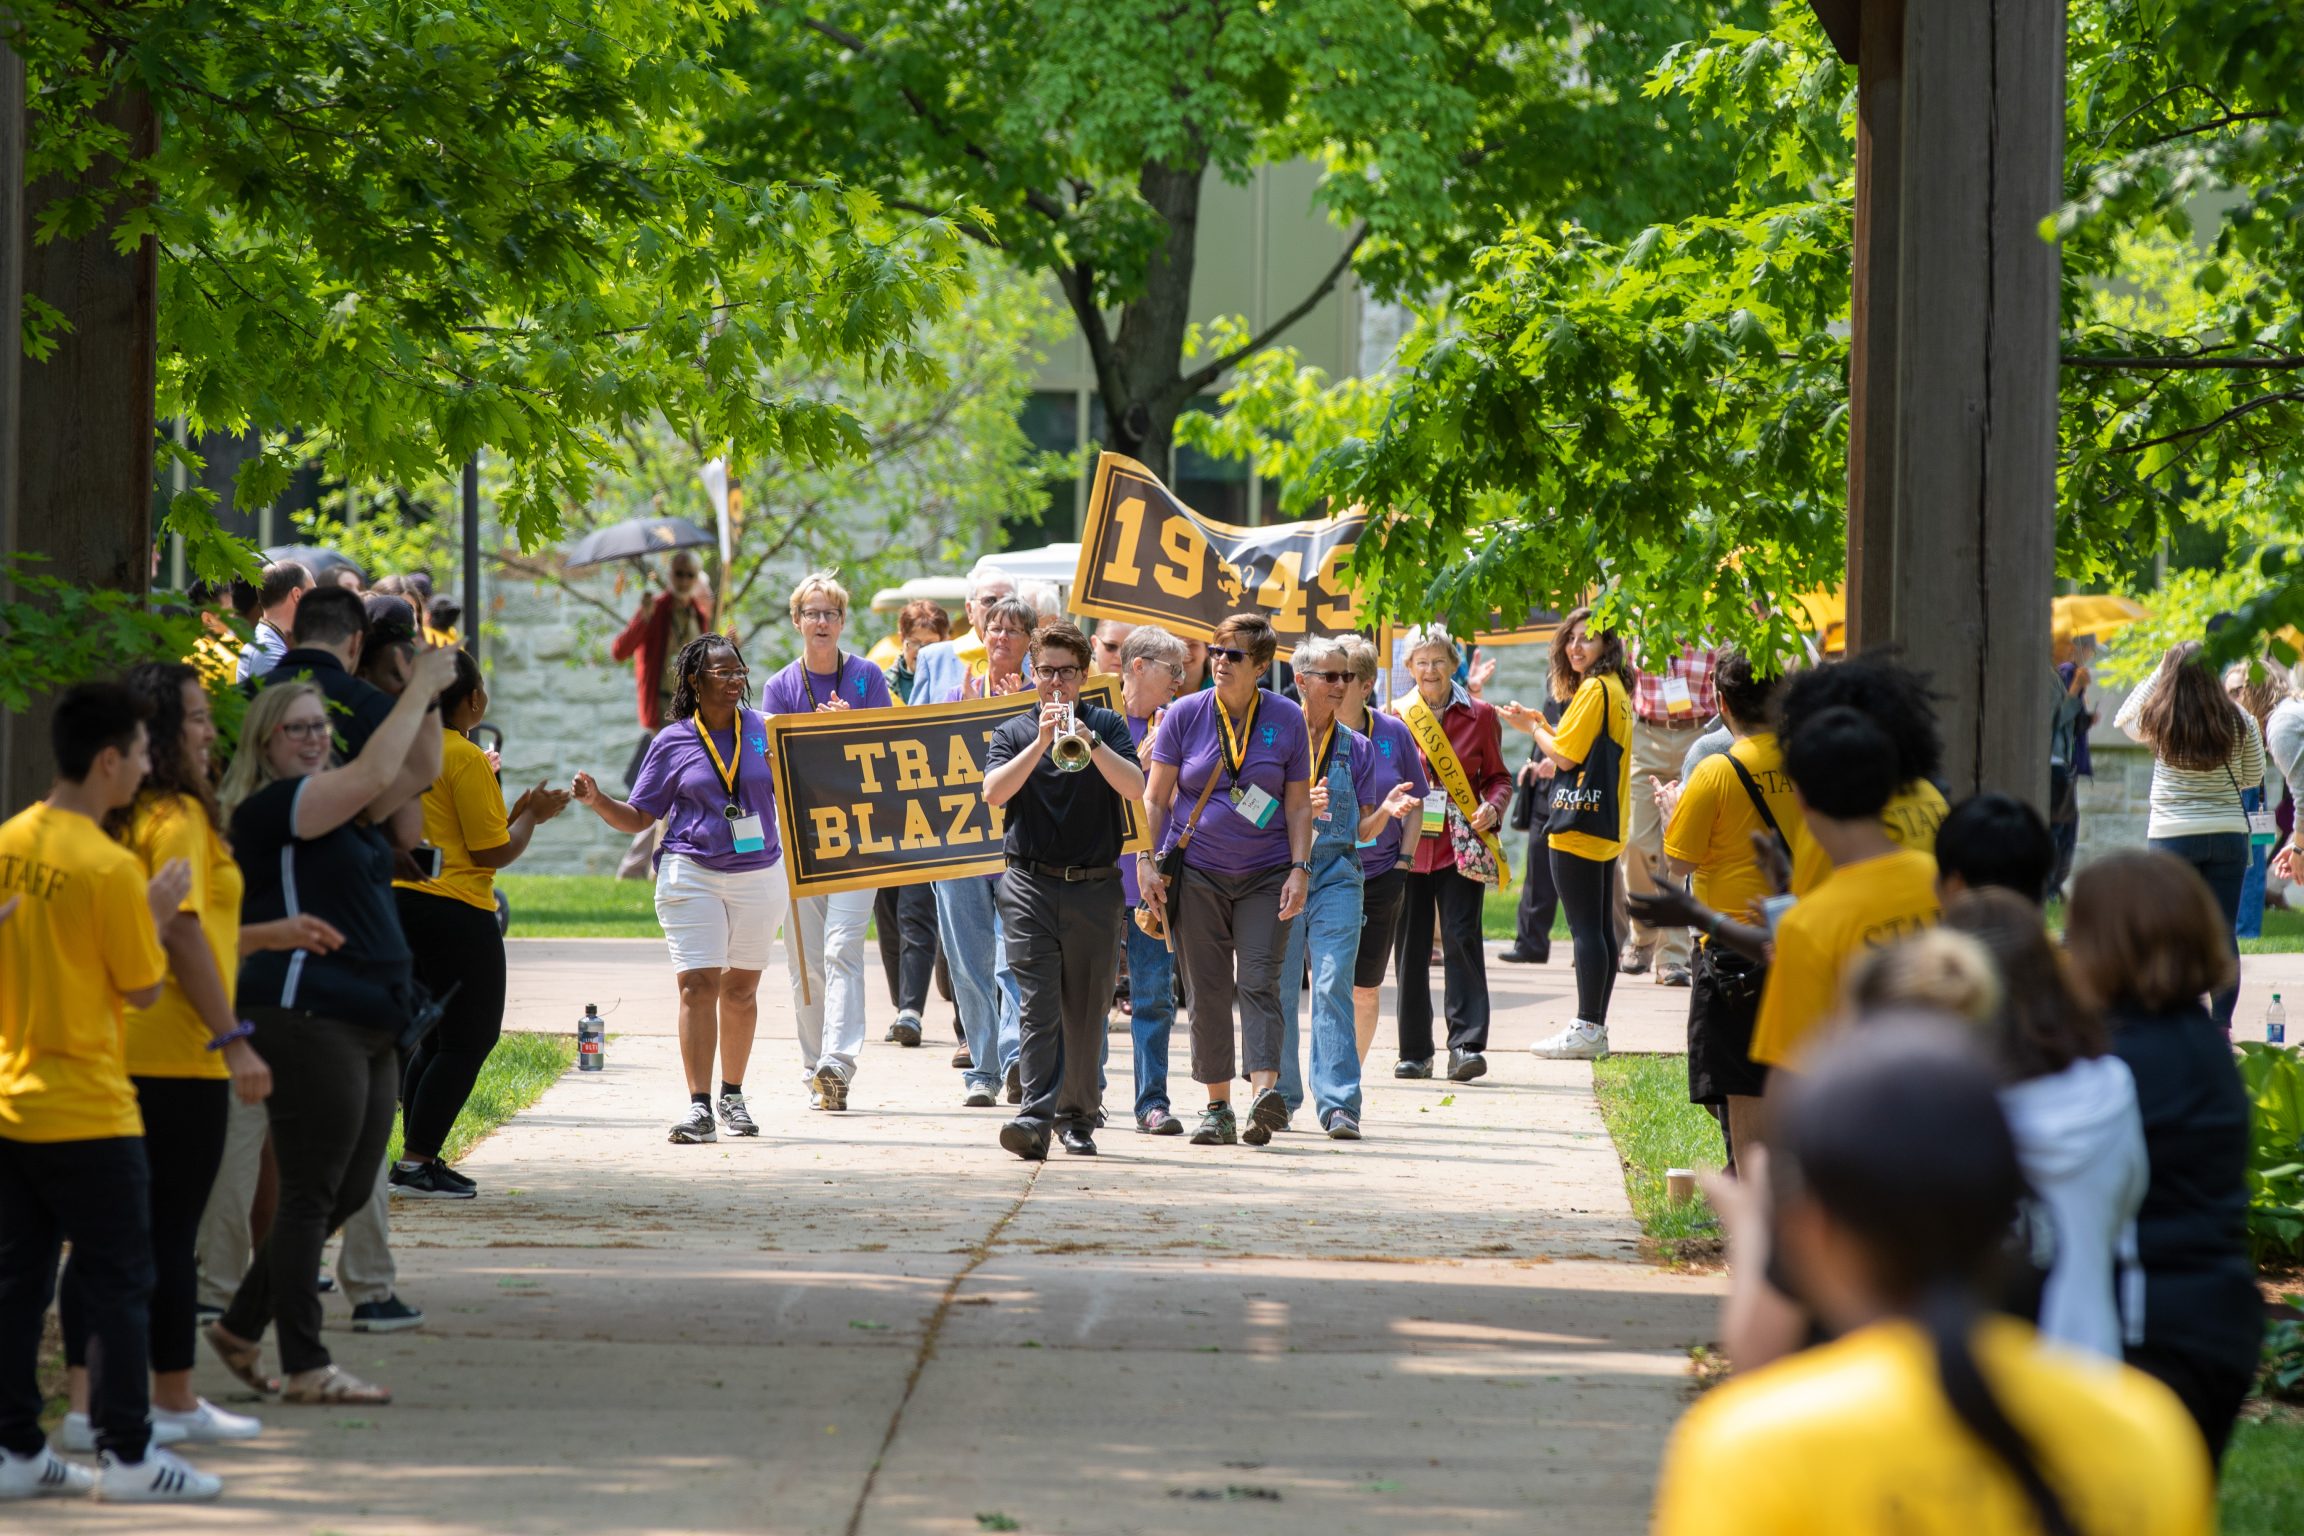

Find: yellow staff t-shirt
<box><xmin>1546</xmin><ymin>673</ymin><xmax>1633</xmax><ymax>863</ymax></box>
<box><xmin>1652</xmin><ymin>1317</ymin><xmax>2213</xmax><ymax>1536</ymax></box>
<box><xmin>123</xmin><ymin>793</ymin><xmax>239</xmax><ymax>1081</ymax></box>
<box><xmin>393</xmin><ymin>730</ymin><xmax>511</xmax><ymax>912</ymax></box>
<box><xmin>1750</xmin><ymin>847</ymin><xmax>1940</xmax><ymax>1067</ymax></box>
<box><xmin>1884</xmin><ymin>776</ymin><xmax>1949</xmax><ymax>852</ymax></box>
<box><xmin>0</xmin><ymin>803</ymin><xmax>168</xmax><ymax>1142</ymax></box>
<box><xmin>1664</xmin><ymin>732</ymin><xmax>1830</xmax><ymax>923</ymax></box>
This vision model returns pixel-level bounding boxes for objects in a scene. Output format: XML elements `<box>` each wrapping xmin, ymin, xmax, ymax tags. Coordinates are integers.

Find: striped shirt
<box><xmin>2114</xmin><ymin>669</ymin><xmax>2266</xmax><ymax>839</ymax></box>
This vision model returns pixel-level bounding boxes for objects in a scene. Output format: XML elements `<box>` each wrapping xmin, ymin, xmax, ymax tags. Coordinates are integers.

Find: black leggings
<box><xmin>397</xmin><ymin>889</ymin><xmax>508</xmax><ymax>1160</ymax></box>
<box><xmin>221</xmin><ymin>1008</ymin><xmax>398</xmax><ymax>1375</ymax></box>
<box><xmin>61</xmin><ymin>1077</ymin><xmax>228</xmax><ymax>1376</ymax></box>
<box><xmin>1550</xmin><ymin>846</ymin><xmax>1621</xmax><ymax>1027</ymax></box>
<box><xmin>874</xmin><ymin>883</ymin><xmax>939</xmax><ymax>1017</ymax></box>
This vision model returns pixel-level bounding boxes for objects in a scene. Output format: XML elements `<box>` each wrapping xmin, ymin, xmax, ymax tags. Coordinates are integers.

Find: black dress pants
<box><xmin>221</xmin><ymin>1008</ymin><xmax>398</xmax><ymax>1375</ymax></box>
<box><xmin>1395</xmin><ymin>867</ymin><xmax>1491</xmax><ymax>1060</ymax></box>
<box><xmin>1000</xmin><ymin>867</ymin><xmax>1122</xmax><ymax>1130</ymax></box>
<box><xmin>0</xmin><ymin>1136</ymin><xmax>152</xmax><ymax>1459</ymax></box>
<box><xmin>874</xmin><ymin>883</ymin><xmax>939</xmax><ymax>1018</ymax></box>
<box><xmin>1514</xmin><ymin>819</ymin><xmax>1559</xmax><ymax>956</ymax></box>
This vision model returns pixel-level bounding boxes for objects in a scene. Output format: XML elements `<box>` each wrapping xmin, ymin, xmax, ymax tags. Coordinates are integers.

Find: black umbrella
<box><xmin>262</xmin><ymin>544</ymin><xmax>366</xmax><ymax>584</ymax></box>
<box><xmin>563</xmin><ymin>516</ymin><xmax>716</xmax><ymax>571</ymax></box>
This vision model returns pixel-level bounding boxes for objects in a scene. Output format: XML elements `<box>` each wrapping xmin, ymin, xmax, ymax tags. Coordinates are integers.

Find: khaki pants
<box><xmin>334</xmin><ymin>1159</ymin><xmax>397</xmax><ymax>1306</ymax></box>
<box><xmin>194</xmin><ymin>1091</ymin><xmax>269</xmax><ymax>1311</ymax></box>
<box><xmin>1620</xmin><ymin>717</ymin><xmax>1695</xmax><ymax>971</ymax></box>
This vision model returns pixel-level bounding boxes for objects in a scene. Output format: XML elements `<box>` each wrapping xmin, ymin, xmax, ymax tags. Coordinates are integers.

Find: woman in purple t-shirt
<box><xmin>758</xmin><ymin>573</ymin><xmax>893</xmax><ymax>1113</ymax></box>
<box><xmin>1139</xmin><ymin>613</ymin><xmax>1313</xmax><ymax>1149</ymax></box>
<box><xmin>571</xmin><ymin>633</ymin><xmax>788</xmax><ymax>1146</ymax></box>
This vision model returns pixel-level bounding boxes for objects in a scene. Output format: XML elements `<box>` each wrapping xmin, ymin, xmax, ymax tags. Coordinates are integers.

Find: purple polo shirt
<box><xmin>1122</xmin><ymin>713</ymin><xmax>1155</xmax><ymax>906</ymax></box>
<box><xmin>1150</xmin><ymin>688</ymin><xmax>1311</xmax><ymax>877</ymax></box>
<box><xmin>1357</xmin><ymin>709</ymin><xmax>1429</xmax><ymax>879</ymax></box>
<box><xmin>628</xmin><ymin>709</ymin><xmax>782</xmax><ymax>872</ymax></box>
<box><xmin>759</xmin><ymin>651</ymin><xmax>893</xmax><ymax>717</ymax></box>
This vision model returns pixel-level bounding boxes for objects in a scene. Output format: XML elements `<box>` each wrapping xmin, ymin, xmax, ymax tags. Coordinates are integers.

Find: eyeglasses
<box><xmin>1409</xmin><ymin>657</ymin><xmax>1453</xmax><ymax>671</ymax></box>
<box><xmin>1301</xmin><ymin>669</ymin><xmax>1354</xmax><ymax>685</ymax></box>
<box><xmin>700</xmin><ymin>668</ymin><xmax>750</xmax><ymax>684</ymax></box>
<box><xmin>1208</xmin><ymin>646</ymin><xmax>1249</xmax><ymax>664</ymax></box>
<box><xmin>983</xmin><ymin>627</ymin><xmax>1027</xmax><ymax>640</ymax></box>
<box><xmin>276</xmin><ymin>719</ymin><xmax>331</xmax><ymax>741</ymax></box>
<box><xmin>1038</xmin><ymin>664</ymin><xmax>1084</xmax><ymax>683</ymax></box>
<box><xmin>797</xmin><ymin>609</ymin><xmax>844</xmax><ymax>624</ymax></box>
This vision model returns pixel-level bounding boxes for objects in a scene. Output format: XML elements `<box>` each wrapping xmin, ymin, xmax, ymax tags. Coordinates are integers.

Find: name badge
<box><xmin>731</xmin><ymin>812</ymin><xmax>767</xmax><ymax>854</ymax></box>
<box><xmin>1662</xmin><ymin>675</ymin><xmax>1694</xmax><ymax>716</ymax></box>
<box><xmin>1234</xmin><ymin>783</ymin><xmax>1279</xmax><ymax>830</ymax></box>
<box><xmin>1422</xmin><ymin>789</ymin><xmax>1450</xmax><ymax>835</ymax></box>
<box><xmin>2250</xmin><ymin>808</ymin><xmax>2278</xmax><ymax>847</ymax></box>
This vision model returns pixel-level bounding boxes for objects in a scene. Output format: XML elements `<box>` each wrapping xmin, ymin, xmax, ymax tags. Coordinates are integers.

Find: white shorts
<box><xmin>654</xmin><ymin>854</ymin><xmax>789</xmax><ymax>974</ymax></box>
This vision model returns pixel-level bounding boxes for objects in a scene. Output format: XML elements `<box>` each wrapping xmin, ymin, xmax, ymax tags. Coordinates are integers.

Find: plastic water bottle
<box><xmin>2269</xmin><ymin>994</ymin><xmax>2286</xmax><ymax>1049</ymax></box>
<box><xmin>577</xmin><ymin>1004</ymin><xmax>605</xmax><ymax>1071</ymax></box>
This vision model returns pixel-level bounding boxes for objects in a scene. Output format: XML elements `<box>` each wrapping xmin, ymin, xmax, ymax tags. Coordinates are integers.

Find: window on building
<box><xmin>1007</xmin><ymin>389</ymin><xmax>1082</xmax><ymax>550</ymax></box>
<box><xmin>1171</xmin><ymin>394</ymin><xmax>1249</xmax><ymax>523</ymax></box>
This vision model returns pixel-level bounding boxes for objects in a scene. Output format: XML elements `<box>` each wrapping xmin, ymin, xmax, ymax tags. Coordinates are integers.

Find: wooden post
<box><xmin>1831</xmin><ymin>0</ymin><xmax>2062</xmax><ymax>806</ymax></box>
<box><xmin>0</xmin><ymin>44</ymin><xmax>27</xmax><ymax>804</ymax></box>
<box><xmin>4</xmin><ymin>81</ymin><xmax>161</xmax><ymax>807</ymax></box>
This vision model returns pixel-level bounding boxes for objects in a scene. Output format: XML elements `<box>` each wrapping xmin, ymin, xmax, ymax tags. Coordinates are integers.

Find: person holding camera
<box><xmin>981</xmin><ymin>623</ymin><xmax>1145</xmax><ymax>1159</ymax></box>
<box><xmin>390</xmin><ymin>651</ymin><xmax>568</xmax><ymax>1198</ymax></box>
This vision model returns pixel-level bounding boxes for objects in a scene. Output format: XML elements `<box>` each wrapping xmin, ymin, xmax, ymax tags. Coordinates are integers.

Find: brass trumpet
<box><xmin>1050</xmin><ymin>703</ymin><xmax>1096</xmax><ymax>773</ymax></box>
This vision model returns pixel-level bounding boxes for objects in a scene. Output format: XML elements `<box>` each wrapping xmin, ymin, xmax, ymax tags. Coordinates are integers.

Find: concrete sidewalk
<box><xmin>41</xmin><ymin>936</ymin><xmax>1720</xmax><ymax>1535</ymax></box>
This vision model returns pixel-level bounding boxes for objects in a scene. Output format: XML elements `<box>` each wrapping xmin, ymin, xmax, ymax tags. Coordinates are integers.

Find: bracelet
<box><xmin>205</xmin><ymin>1019</ymin><xmax>257</xmax><ymax>1052</ymax></box>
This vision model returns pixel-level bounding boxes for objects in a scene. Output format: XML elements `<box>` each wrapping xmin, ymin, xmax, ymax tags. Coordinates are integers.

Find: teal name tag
<box><xmin>1235</xmin><ymin>783</ymin><xmax>1278</xmax><ymax>829</ymax></box>
<box><xmin>731</xmin><ymin>812</ymin><xmax>767</xmax><ymax>854</ymax></box>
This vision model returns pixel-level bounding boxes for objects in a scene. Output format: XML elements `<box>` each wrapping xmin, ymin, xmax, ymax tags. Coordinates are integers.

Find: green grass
<box><xmin>499</xmin><ymin>873</ymin><xmax>664</xmax><ymax>938</ymax></box>
<box><xmin>2223</xmin><ymin>1418</ymin><xmax>2304</xmax><ymax>1535</ymax></box>
<box><xmin>387</xmin><ymin>1031</ymin><xmax>577</xmax><ymax>1165</ymax></box>
<box><xmin>1590</xmin><ymin>1054</ymin><xmax>1725</xmax><ymax>1249</ymax></box>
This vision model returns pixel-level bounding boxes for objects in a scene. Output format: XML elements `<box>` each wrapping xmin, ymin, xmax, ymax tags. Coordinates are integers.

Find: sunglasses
<box><xmin>1300</xmin><ymin>669</ymin><xmax>1354</xmax><ymax>685</ymax></box>
<box><xmin>1208</xmin><ymin>646</ymin><xmax>1249</xmax><ymax>663</ymax></box>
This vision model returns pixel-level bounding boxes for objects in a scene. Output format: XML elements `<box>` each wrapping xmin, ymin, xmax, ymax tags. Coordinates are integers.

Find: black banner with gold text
<box><xmin>762</xmin><ymin>676</ymin><xmax>1149</xmax><ymax>898</ymax></box>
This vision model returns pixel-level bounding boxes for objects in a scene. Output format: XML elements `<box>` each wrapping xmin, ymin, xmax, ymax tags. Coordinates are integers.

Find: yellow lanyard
<box><xmin>1216</xmin><ymin>691</ymin><xmax>1260</xmax><ymax>786</ymax></box>
<box><xmin>694</xmin><ymin>714</ymin><xmax>743</xmax><ymax>811</ymax></box>
<box><xmin>1313</xmin><ymin>721</ymin><xmax>1338</xmax><ymax>779</ymax></box>
<box><xmin>802</xmin><ymin>652</ymin><xmax>845</xmax><ymax>709</ymax></box>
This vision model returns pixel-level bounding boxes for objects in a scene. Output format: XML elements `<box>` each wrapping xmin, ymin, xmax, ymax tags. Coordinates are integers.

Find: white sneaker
<box><xmin>152</xmin><ymin>1399</ymin><xmax>263</xmax><ymax>1443</ymax></box>
<box><xmin>1530</xmin><ymin>1021</ymin><xmax>1609</xmax><ymax>1060</ymax></box>
<box><xmin>58</xmin><ymin>1413</ymin><xmax>188</xmax><ymax>1454</ymax></box>
<box><xmin>0</xmin><ymin>1445</ymin><xmax>95</xmax><ymax>1500</ymax></box>
<box><xmin>93</xmin><ymin>1446</ymin><xmax>222</xmax><ymax>1503</ymax></box>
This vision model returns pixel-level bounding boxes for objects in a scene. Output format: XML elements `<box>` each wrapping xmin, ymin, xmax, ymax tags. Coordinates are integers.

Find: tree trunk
<box><xmin>1092</xmin><ymin>157</ymin><xmax>1205</xmax><ymax>474</ymax></box>
<box><xmin>2</xmin><ymin>79</ymin><xmax>160</xmax><ymax>807</ymax></box>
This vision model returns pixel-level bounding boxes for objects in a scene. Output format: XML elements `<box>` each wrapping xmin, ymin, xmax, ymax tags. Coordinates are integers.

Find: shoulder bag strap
<box><xmin>1171</xmin><ymin>746</ymin><xmax>1225</xmax><ymax>856</ymax></box>
<box><xmin>1722</xmin><ymin>753</ymin><xmax>1786</xmax><ymax>842</ymax></box>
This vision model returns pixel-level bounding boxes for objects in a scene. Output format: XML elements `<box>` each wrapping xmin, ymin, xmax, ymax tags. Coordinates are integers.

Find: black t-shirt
<box><xmin>255</xmin><ymin>649</ymin><xmax>397</xmax><ymax>758</ymax></box>
<box><xmin>983</xmin><ymin>703</ymin><xmax>1140</xmax><ymax>868</ymax></box>
<box><xmin>233</xmin><ymin>776</ymin><xmax>414</xmax><ymax>1033</ymax></box>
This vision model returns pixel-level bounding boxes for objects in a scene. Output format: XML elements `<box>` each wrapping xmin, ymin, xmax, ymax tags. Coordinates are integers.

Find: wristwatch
<box><xmin>1289</xmin><ymin>860</ymin><xmax>1313</xmax><ymax>873</ymax></box>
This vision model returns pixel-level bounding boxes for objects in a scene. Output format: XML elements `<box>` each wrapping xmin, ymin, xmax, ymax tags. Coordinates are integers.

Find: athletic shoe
<box><xmin>717</xmin><ymin>1092</ymin><xmax>760</xmax><ymax>1137</ymax></box>
<box><xmin>315</xmin><ymin>1271</ymin><xmax>336</xmax><ymax>1293</ymax></box>
<box><xmin>430</xmin><ymin>1163</ymin><xmax>478</xmax><ymax>1192</ymax></box>
<box><xmin>1138</xmin><ymin>1107</ymin><xmax>1183</xmax><ymax>1135</ymax></box>
<box><xmin>886</xmin><ymin>1012</ymin><xmax>923</xmax><ymax>1047</ymax></box>
<box><xmin>350</xmin><ymin>1296</ymin><xmax>425</xmax><ymax>1333</ymax></box>
<box><xmin>1004</xmin><ymin>1061</ymin><xmax>1022</xmax><ymax>1105</ymax></box>
<box><xmin>813</xmin><ymin>1063</ymin><xmax>850</xmax><ymax>1113</ymax></box>
<box><xmin>151</xmin><ymin>1400</ymin><xmax>262</xmax><ymax>1444</ymax></box>
<box><xmin>669</xmin><ymin>1101</ymin><xmax>719</xmax><ymax>1142</ymax></box>
<box><xmin>963</xmin><ymin>1087</ymin><xmax>998</xmax><ymax>1108</ymax></box>
<box><xmin>1529</xmin><ymin>1021</ymin><xmax>1609</xmax><ymax>1060</ymax></box>
<box><xmin>1656</xmin><ymin>963</ymin><xmax>1692</xmax><ymax>988</ymax></box>
<box><xmin>1188</xmin><ymin>1104</ymin><xmax>1238</xmax><ymax>1146</ymax></box>
<box><xmin>998</xmin><ymin>1120</ymin><xmax>1049</xmax><ymax>1161</ymax></box>
<box><xmin>93</xmin><ymin>1448</ymin><xmax>222</xmax><ymax>1503</ymax></box>
<box><xmin>0</xmin><ymin>1445</ymin><xmax>95</xmax><ymax>1499</ymax></box>
<box><xmin>59</xmin><ymin>1415</ymin><xmax>188</xmax><ymax>1454</ymax></box>
<box><xmin>1447</xmin><ymin>1048</ymin><xmax>1489</xmax><ymax>1083</ymax></box>
<box><xmin>1618</xmin><ymin>951</ymin><xmax>1651</xmax><ymax>976</ymax></box>
<box><xmin>389</xmin><ymin>1161</ymin><xmax>474</xmax><ymax>1200</ymax></box>
<box><xmin>1325</xmin><ymin>1111</ymin><xmax>1363</xmax><ymax>1141</ymax></box>
<box><xmin>1240</xmin><ymin>1088</ymin><xmax>1289</xmax><ymax>1147</ymax></box>
<box><xmin>1392</xmin><ymin>1058</ymin><xmax>1433</xmax><ymax>1079</ymax></box>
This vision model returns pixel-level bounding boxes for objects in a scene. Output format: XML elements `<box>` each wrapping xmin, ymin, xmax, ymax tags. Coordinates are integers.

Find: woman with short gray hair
<box><xmin>1115</xmin><ymin>625</ymin><xmax>1189</xmax><ymax>1131</ymax></box>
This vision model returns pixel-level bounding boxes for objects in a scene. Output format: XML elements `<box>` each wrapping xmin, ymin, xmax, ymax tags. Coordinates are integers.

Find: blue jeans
<box><xmin>932</xmin><ymin>876</ymin><xmax>1019</xmax><ymax>1095</ymax></box>
<box><xmin>2237</xmin><ymin>788</ymin><xmax>2268</xmax><ymax>940</ymax></box>
<box><xmin>2150</xmin><ymin>831</ymin><xmax>2249</xmax><ymax>1031</ymax></box>
<box><xmin>1125</xmin><ymin>923</ymin><xmax>1177</xmax><ymax>1121</ymax></box>
<box><xmin>1279</xmin><ymin>852</ymin><xmax>1367</xmax><ymax>1125</ymax></box>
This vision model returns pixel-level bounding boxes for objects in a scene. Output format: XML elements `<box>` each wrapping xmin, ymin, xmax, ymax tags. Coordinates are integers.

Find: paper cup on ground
<box><xmin>1665</xmin><ymin>1168</ymin><xmax>1697</xmax><ymax>1207</ymax></box>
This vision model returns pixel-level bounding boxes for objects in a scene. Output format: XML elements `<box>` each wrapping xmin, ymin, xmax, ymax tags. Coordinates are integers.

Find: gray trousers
<box><xmin>1000</xmin><ymin>867</ymin><xmax>1123</xmax><ymax>1131</ymax></box>
<box><xmin>1173</xmin><ymin>863</ymin><xmax>1294</xmax><ymax>1086</ymax></box>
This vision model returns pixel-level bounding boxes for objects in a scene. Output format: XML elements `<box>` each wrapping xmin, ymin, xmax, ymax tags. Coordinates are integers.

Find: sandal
<box><xmin>202</xmin><ymin>1322</ymin><xmax>279</xmax><ymax>1396</ymax></box>
<box><xmin>282</xmin><ymin>1365</ymin><xmax>392</xmax><ymax>1405</ymax></box>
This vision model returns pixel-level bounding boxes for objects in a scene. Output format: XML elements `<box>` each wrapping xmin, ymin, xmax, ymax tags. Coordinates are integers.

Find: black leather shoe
<box><xmin>1393</xmin><ymin>1058</ymin><xmax>1433</xmax><ymax>1079</ymax></box>
<box><xmin>998</xmin><ymin>1120</ymin><xmax>1049</xmax><ymax>1161</ymax></box>
<box><xmin>1057</xmin><ymin>1124</ymin><xmax>1097</xmax><ymax>1156</ymax></box>
<box><xmin>1496</xmin><ymin>946</ymin><xmax>1550</xmax><ymax>965</ymax></box>
<box><xmin>1447</xmin><ymin>1048</ymin><xmax>1489</xmax><ymax>1083</ymax></box>
<box><xmin>1005</xmin><ymin>1061</ymin><xmax>1023</xmax><ymax>1104</ymax></box>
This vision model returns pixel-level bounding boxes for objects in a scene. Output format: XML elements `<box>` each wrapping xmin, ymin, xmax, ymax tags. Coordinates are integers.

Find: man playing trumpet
<box><xmin>981</xmin><ymin>622</ymin><xmax>1146</xmax><ymax>1158</ymax></box>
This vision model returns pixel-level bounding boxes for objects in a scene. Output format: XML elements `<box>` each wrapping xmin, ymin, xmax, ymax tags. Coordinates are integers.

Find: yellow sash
<box><xmin>1396</xmin><ymin>691</ymin><xmax>1511</xmax><ymax>892</ymax></box>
